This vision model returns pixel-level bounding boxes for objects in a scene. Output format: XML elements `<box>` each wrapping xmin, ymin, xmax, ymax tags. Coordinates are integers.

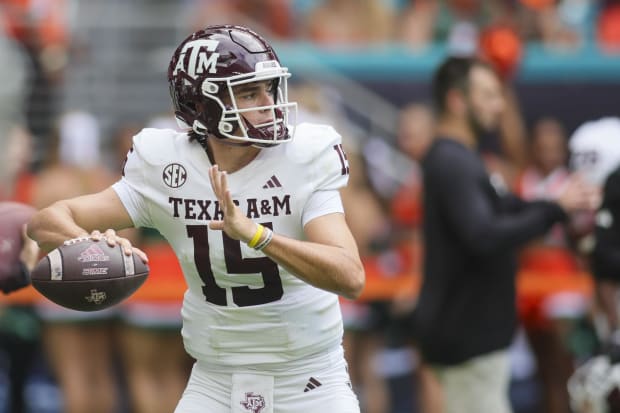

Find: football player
<box><xmin>568</xmin><ymin>117</ymin><xmax>620</xmax><ymax>413</ymax></box>
<box><xmin>27</xmin><ymin>25</ymin><xmax>364</xmax><ymax>413</ymax></box>
<box><xmin>569</xmin><ymin>117</ymin><xmax>620</xmax><ymax>340</ymax></box>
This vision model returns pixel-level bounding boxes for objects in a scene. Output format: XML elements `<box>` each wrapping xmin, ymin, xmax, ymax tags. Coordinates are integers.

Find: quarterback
<box><xmin>28</xmin><ymin>25</ymin><xmax>364</xmax><ymax>413</ymax></box>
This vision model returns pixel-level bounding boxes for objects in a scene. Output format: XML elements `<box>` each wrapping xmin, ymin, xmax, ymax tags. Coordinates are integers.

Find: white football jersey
<box><xmin>112</xmin><ymin>123</ymin><xmax>350</xmax><ymax>370</ymax></box>
<box><xmin>569</xmin><ymin>117</ymin><xmax>620</xmax><ymax>186</ymax></box>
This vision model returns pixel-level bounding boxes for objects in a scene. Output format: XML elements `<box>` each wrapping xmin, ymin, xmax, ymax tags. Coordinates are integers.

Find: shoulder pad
<box><xmin>131</xmin><ymin>128</ymin><xmax>186</xmax><ymax>166</ymax></box>
<box><xmin>285</xmin><ymin>122</ymin><xmax>342</xmax><ymax>164</ymax></box>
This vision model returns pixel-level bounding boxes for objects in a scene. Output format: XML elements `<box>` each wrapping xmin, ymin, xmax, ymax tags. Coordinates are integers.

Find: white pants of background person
<box><xmin>432</xmin><ymin>349</ymin><xmax>512</xmax><ymax>413</ymax></box>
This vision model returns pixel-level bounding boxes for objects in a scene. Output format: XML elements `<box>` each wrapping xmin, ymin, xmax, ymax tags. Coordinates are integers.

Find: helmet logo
<box><xmin>173</xmin><ymin>39</ymin><xmax>220</xmax><ymax>79</ymax></box>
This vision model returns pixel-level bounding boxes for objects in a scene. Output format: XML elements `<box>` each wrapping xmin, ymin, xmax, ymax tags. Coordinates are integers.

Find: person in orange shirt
<box><xmin>515</xmin><ymin>117</ymin><xmax>588</xmax><ymax>413</ymax></box>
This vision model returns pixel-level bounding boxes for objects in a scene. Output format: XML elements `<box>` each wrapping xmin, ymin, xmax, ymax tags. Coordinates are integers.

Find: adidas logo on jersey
<box><xmin>303</xmin><ymin>377</ymin><xmax>322</xmax><ymax>392</ymax></box>
<box><xmin>262</xmin><ymin>175</ymin><xmax>282</xmax><ymax>189</ymax></box>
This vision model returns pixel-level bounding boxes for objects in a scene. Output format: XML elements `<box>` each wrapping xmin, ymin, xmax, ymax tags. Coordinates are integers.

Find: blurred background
<box><xmin>1</xmin><ymin>0</ymin><xmax>620</xmax><ymax>412</ymax></box>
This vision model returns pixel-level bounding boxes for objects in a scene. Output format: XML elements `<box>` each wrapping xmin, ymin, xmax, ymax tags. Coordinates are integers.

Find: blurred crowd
<box><xmin>190</xmin><ymin>0</ymin><xmax>620</xmax><ymax>52</ymax></box>
<box><xmin>1</xmin><ymin>1</ymin><xmax>620</xmax><ymax>413</ymax></box>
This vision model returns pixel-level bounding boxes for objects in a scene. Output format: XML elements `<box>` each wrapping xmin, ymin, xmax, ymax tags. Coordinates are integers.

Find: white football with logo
<box><xmin>31</xmin><ymin>238</ymin><xmax>149</xmax><ymax>311</ymax></box>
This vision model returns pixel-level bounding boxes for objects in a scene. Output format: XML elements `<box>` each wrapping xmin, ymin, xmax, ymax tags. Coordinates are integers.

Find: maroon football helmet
<box><xmin>168</xmin><ymin>25</ymin><xmax>297</xmax><ymax>146</ymax></box>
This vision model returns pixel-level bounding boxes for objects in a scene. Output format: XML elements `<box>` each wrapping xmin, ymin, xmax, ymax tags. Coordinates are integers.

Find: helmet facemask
<box><xmin>198</xmin><ymin>61</ymin><xmax>297</xmax><ymax>147</ymax></box>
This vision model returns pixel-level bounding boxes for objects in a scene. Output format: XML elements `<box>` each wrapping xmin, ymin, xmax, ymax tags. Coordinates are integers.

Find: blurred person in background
<box><xmin>569</xmin><ymin>117</ymin><xmax>620</xmax><ymax>349</ymax></box>
<box><xmin>0</xmin><ymin>14</ymin><xmax>42</xmax><ymax>413</ymax></box>
<box><xmin>413</xmin><ymin>55</ymin><xmax>598</xmax><ymax>413</ymax></box>
<box><xmin>0</xmin><ymin>124</ymin><xmax>44</xmax><ymax>413</ymax></box>
<box><xmin>340</xmin><ymin>147</ymin><xmax>392</xmax><ymax>413</ymax></box>
<box><xmin>391</xmin><ymin>103</ymin><xmax>435</xmax><ymax>244</ymax></box>
<box><xmin>517</xmin><ymin>0</ymin><xmax>593</xmax><ymax>50</ymax></box>
<box><xmin>390</xmin><ymin>103</ymin><xmax>444</xmax><ymax>413</ymax></box>
<box><xmin>0</xmin><ymin>24</ymin><xmax>30</xmax><ymax>175</ymax></box>
<box><xmin>0</xmin><ymin>125</ymin><xmax>36</xmax><ymax>204</ymax></box>
<box><xmin>397</xmin><ymin>0</ymin><xmax>594</xmax><ymax>52</ymax></box>
<box><xmin>185</xmin><ymin>0</ymin><xmax>293</xmax><ymax>39</ymax></box>
<box><xmin>567</xmin><ymin>116</ymin><xmax>620</xmax><ymax>413</ymax></box>
<box><xmin>302</xmin><ymin>0</ymin><xmax>394</xmax><ymax>47</ymax></box>
<box><xmin>477</xmin><ymin>23</ymin><xmax>529</xmax><ymax>189</ymax></box>
<box><xmin>515</xmin><ymin>117</ymin><xmax>588</xmax><ymax>413</ymax></box>
<box><xmin>397</xmin><ymin>0</ymin><xmax>515</xmax><ymax>51</ymax></box>
<box><xmin>28</xmin><ymin>24</ymin><xmax>365</xmax><ymax>413</ymax></box>
<box><xmin>597</xmin><ymin>0</ymin><xmax>620</xmax><ymax>53</ymax></box>
<box><xmin>31</xmin><ymin>111</ymin><xmax>121</xmax><ymax>413</ymax></box>
<box><xmin>0</xmin><ymin>0</ymin><xmax>70</xmax><ymax>147</ymax></box>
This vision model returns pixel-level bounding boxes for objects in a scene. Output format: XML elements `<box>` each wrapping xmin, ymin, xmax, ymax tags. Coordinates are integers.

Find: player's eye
<box><xmin>238</xmin><ymin>90</ymin><xmax>258</xmax><ymax>101</ymax></box>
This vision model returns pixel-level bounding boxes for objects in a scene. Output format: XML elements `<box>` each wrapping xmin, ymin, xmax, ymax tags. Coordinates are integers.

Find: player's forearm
<box><xmin>262</xmin><ymin>234</ymin><xmax>365</xmax><ymax>300</ymax></box>
<box><xmin>27</xmin><ymin>202</ymin><xmax>89</xmax><ymax>252</ymax></box>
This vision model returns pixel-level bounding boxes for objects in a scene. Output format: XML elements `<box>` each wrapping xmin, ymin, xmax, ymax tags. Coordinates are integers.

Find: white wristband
<box><xmin>254</xmin><ymin>228</ymin><xmax>273</xmax><ymax>251</ymax></box>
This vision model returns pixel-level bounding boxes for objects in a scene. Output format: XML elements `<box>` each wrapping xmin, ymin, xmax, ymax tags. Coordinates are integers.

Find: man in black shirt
<box><xmin>413</xmin><ymin>56</ymin><xmax>598</xmax><ymax>413</ymax></box>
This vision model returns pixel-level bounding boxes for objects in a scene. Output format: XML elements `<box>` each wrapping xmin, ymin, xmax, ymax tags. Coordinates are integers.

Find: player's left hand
<box><xmin>20</xmin><ymin>224</ymin><xmax>40</xmax><ymax>273</ymax></box>
<box><xmin>557</xmin><ymin>173</ymin><xmax>602</xmax><ymax>212</ymax></box>
<box><xmin>1</xmin><ymin>225</ymin><xmax>39</xmax><ymax>294</ymax></box>
<box><xmin>208</xmin><ymin>165</ymin><xmax>257</xmax><ymax>243</ymax></box>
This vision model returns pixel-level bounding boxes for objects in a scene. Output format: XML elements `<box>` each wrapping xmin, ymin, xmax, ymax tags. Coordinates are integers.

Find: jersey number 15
<box><xmin>187</xmin><ymin>223</ymin><xmax>283</xmax><ymax>307</ymax></box>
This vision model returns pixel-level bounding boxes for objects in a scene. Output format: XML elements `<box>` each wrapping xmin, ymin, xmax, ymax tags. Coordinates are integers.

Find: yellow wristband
<box><xmin>247</xmin><ymin>224</ymin><xmax>264</xmax><ymax>248</ymax></box>
<box><xmin>254</xmin><ymin>227</ymin><xmax>273</xmax><ymax>251</ymax></box>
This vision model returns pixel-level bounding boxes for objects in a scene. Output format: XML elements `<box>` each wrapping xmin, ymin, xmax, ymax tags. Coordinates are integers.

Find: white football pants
<box><xmin>174</xmin><ymin>356</ymin><xmax>360</xmax><ymax>413</ymax></box>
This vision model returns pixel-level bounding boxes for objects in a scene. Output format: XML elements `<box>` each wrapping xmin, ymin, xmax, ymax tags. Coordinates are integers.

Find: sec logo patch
<box><xmin>163</xmin><ymin>163</ymin><xmax>187</xmax><ymax>188</ymax></box>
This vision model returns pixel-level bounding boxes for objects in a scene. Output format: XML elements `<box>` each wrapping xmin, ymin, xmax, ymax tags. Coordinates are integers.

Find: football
<box><xmin>31</xmin><ymin>237</ymin><xmax>149</xmax><ymax>311</ymax></box>
<box><xmin>0</xmin><ymin>202</ymin><xmax>37</xmax><ymax>293</ymax></box>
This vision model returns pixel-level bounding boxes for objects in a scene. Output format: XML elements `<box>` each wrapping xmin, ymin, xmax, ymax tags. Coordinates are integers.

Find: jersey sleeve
<box><xmin>301</xmin><ymin>189</ymin><xmax>344</xmax><ymax>227</ymax></box>
<box><xmin>309</xmin><ymin>125</ymin><xmax>350</xmax><ymax>192</ymax></box>
<box><xmin>286</xmin><ymin>123</ymin><xmax>350</xmax><ymax>223</ymax></box>
<box><xmin>111</xmin><ymin>140</ymin><xmax>153</xmax><ymax>229</ymax></box>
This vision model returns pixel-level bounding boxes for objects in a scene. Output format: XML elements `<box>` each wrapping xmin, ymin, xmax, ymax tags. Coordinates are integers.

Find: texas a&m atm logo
<box><xmin>240</xmin><ymin>392</ymin><xmax>265</xmax><ymax>413</ymax></box>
